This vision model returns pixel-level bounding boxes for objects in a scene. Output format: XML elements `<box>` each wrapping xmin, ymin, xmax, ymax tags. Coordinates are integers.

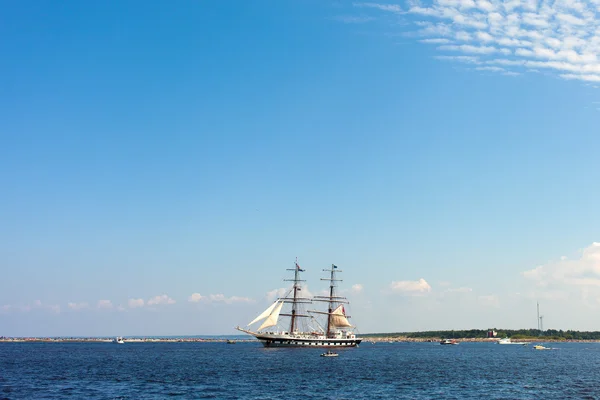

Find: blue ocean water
<box><xmin>1</xmin><ymin>341</ymin><xmax>600</xmax><ymax>399</ymax></box>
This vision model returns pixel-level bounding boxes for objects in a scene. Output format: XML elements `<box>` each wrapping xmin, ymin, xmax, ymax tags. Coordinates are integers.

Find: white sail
<box><xmin>248</xmin><ymin>301</ymin><xmax>279</xmax><ymax>326</ymax></box>
<box><xmin>330</xmin><ymin>305</ymin><xmax>352</xmax><ymax>328</ymax></box>
<box><xmin>258</xmin><ymin>301</ymin><xmax>284</xmax><ymax>331</ymax></box>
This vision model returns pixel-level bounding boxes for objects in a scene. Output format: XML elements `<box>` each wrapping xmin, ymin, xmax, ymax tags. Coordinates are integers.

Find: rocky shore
<box><xmin>362</xmin><ymin>336</ymin><xmax>597</xmax><ymax>343</ymax></box>
<box><xmin>1</xmin><ymin>336</ymin><xmax>596</xmax><ymax>343</ymax></box>
<box><xmin>0</xmin><ymin>337</ymin><xmax>256</xmax><ymax>343</ymax></box>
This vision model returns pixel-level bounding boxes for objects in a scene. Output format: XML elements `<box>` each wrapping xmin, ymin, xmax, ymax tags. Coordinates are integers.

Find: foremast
<box><xmin>280</xmin><ymin>261</ymin><xmax>311</xmax><ymax>333</ymax></box>
<box><xmin>312</xmin><ymin>264</ymin><xmax>352</xmax><ymax>338</ymax></box>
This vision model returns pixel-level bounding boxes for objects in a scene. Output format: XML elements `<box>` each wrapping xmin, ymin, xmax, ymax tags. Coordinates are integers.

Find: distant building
<box><xmin>487</xmin><ymin>330</ymin><xmax>497</xmax><ymax>338</ymax></box>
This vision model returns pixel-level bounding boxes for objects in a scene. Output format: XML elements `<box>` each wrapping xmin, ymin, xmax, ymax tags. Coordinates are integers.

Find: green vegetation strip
<box><xmin>361</xmin><ymin>329</ymin><xmax>600</xmax><ymax>340</ymax></box>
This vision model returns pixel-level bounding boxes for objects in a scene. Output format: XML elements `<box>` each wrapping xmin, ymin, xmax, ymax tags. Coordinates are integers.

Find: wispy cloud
<box><xmin>67</xmin><ymin>302</ymin><xmax>89</xmax><ymax>311</ymax></box>
<box><xmin>444</xmin><ymin>287</ymin><xmax>473</xmax><ymax>293</ymax></box>
<box><xmin>333</xmin><ymin>15</ymin><xmax>376</xmax><ymax>23</ymax></box>
<box><xmin>188</xmin><ymin>293</ymin><xmax>204</xmax><ymax>303</ymax></box>
<box><xmin>188</xmin><ymin>292</ymin><xmax>255</xmax><ymax>304</ymax></box>
<box><xmin>33</xmin><ymin>300</ymin><xmax>60</xmax><ymax>313</ymax></box>
<box><xmin>266</xmin><ymin>288</ymin><xmax>289</xmax><ymax>302</ymax></box>
<box><xmin>389</xmin><ymin>278</ymin><xmax>432</xmax><ymax>295</ymax></box>
<box><xmin>522</xmin><ymin>242</ymin><xmax>600</xmax><ymax>289</ymax></box>
<box><xmin>97</xmin><ymin>300</ymin><xmax>113</xmax><ymax>309</ymax></box>
<box><xmin>147</xmin><ymin>294</ymin><xmax>176</xmax><ymax>306</ymax></box>
<box><xmin>478</xmin><ymin>294</ymin><xmax>500</xmax><ymax>307</ymax></box>
<box><xmin>128</xmin><ymin>298</ymin><xmax>144</xmax><ymax>309</ymax></box>
<box><xmin>351</xmin><ymin>283</ymin><xmax>364</xmax><ymax>293</ymax></box>
<box><xmin>353</xmin><ymin>2</ymin><xmax>403</xmax><ymax>12</ymax></box>
<box><xmin>343</xmin><ymin>0</ymin><xmax>600</xmax><ymax>83</ymax></box>
<box><xmin>207</xmin><ymin>294</ymin><xmax>254</xmax><ymax>304</ymax></box>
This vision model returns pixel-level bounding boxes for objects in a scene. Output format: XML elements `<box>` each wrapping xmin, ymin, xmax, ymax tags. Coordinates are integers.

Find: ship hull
<box><xmin>236</xmin><ymin>327</ymin><xmax>361</xmax><ymax>347</ymax></box>
<box><xmin>258</xmin><ymin>337</ymin><xmax>361</xmax><ymax>348</ymax></box>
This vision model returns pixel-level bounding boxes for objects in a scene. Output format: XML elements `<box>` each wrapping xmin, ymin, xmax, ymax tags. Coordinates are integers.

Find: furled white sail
<box><xmin>248</xmin><ymin>301</ymin><xmax>279</xmax><ymax>326</ymax></box>
<box><xmin>257</xmin><ymin>301</ymin><xmax>284</xmax><ymax>331</ymax></box>
<box><xmin>330</xmin><ymin>305</ymin><xmax>352</xmax><ymax>328</ymax></box>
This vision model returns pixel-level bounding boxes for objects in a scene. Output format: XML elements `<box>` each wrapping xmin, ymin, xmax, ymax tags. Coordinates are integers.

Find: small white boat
<box><xmin>112</xmin><ymin>337</ymin><xmax>124</xmax><ymax>344</ymax></box>
<box><xmin>321</xmin><ymin>350</ymin><xmax>338</xmax><ymax>357</ymax></box>
<box><xmin>497</xmin><ymin>337</ymin><xmax>527</xmax><ymax>345</ymax></box>
<box><xmin>440</xmin><ymin>339</ymin><xmax>459</xmax><ymax>345</ymax></box>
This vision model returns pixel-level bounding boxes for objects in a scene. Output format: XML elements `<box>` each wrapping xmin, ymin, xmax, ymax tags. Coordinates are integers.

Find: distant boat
<box><xmin>534</xmin><ymin>345</ymin><xmax>550</xmax><ymax>350</ymax></box>
<box><xmin>236</xmin><ymin>262</ymin><xmax>361</xmax><ymax>347</ymax></box>
<box><xmin>226</xmin><ymin>339</ymin><xmax>236</xmax><ymax>344</ymax></box>
<box><xmin>112</xmin><ymin>337</ymin><xmax>124</xmax><ymax>344</ymax></box>
<box><xmin>497</xmin><ymin>337</ymin><xmax>527</xmax><ymax>345</ymax></box>
<box><xmin>320</xmin><ymin>350</ymin><xmax>338</xmax><ymax>357</ymax></box>
<box><xmin>440</xmin><ymin>339</ymin><xmax>459</xmax><ymax>345</ymax></box>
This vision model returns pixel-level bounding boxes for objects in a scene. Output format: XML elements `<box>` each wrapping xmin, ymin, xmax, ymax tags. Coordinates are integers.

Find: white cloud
<box><xmin>67</xmin><ymin>302</ymin><xmax>89</xmax><ymax>311</ymax></box>
<box><xmin>266</xmin><ymin>288</ymin><xmax>288</xmax><ymax>302</ymax></box>
<box><xmin>208</xmin><ymin>294</ymin><xmax>254</xmax><ymax>304</ymax></box>
<box><xmin>128</xmin><ymin>298</ymin><xmax>144</xmax><ymax>308</ymax></box>
<box><xmin>33</xmin><ymin>300</ymin><xmax>60</xmax><ymax>313</ymax></box>
<box><xmin>189</xmin><ymin>292</ymin><xmax>254</xmax><ymax>304</ymax></box>
<box><xmin>435</xmin><ymin>55</ymin><xmax>482</xmax><ymax>64</ymax></box>
<box><xmin>353</xmin><ymin>2</ymin><xmax>403</xmax><ymax>13</ymax></box>
<box><xmin>420</xmin><ymin>38</ymin><xmax>452</xmax><ymax>44</ymax></box>
<box><xmin>445</xmin><ymin>287</ymin><xmax>473</xmax><ymax>293</ymax></box>
<box><xmin>439</xmin><ymin>44</ymin><xmax>504</xmax><ymax>54</ymax></box>
<box><xmin>97</xmin><ymin>300</ymin><xmax>113</xmax><ymax>309</ymax></box>
<box><xmin>351</xmin><ymin>284</ymin><xmax>364</xmax><ymax>293</ymax></box>
<box><xmin>188</xmin><ymin>293</ymin><xmax>204</xmax><ymax>303</ymax></box>
<box><xmin>390</xmin><ymin>278</ymin><xmax>432</xmax><ymax>295</ymax></box>
<box><xmin>147</xmin><ymin>294</ymin><xmax>176</xmax><ymax>306</ymax></box>
<box><xmin>522</xmin><ymin>242</ymin><xmax>600</xmax><ymax>288</ymax></box>
<box><xmin>345</xmin><ymin>0</ymin><xmax>600</xmax><ymax>82</ymax></box>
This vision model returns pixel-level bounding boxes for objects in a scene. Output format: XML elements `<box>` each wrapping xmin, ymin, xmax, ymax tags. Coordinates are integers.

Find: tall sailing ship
<box><xmin>236</xmin><ymin>262</ymin><xmax>361</xmax><ymax>347</ymax></box>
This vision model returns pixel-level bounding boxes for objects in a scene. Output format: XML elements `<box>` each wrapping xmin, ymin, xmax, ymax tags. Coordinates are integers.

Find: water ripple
<box><xmin>1</xmin><ymin>342</ymin><xmax>600</xmax><ymax>398</ymax></box>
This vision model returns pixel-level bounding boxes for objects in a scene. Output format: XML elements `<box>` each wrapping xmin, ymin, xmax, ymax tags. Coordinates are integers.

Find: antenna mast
<box><xmin>537</xmin><ymin>302</ymin><xmax>540</xmax><ymax>334</ymax></box>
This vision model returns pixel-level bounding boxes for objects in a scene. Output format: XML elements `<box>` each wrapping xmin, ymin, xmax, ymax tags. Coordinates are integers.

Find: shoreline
<box><xmin>0</xmin><ymin>337</ymin><xmax>256</xmax><ymax>343</ymax></box>
<box><xmin>1</xmin><ymin>336</ymin><xmax>599</xmax><ymax>343</ymax></box>
<box><xmin>363</xmin><ymin>337</ymin><xmax>600</xmax><ymax>343</ymax></box>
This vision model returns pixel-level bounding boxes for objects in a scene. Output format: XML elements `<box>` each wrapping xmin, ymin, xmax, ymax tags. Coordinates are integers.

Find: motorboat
<box><xmin>320</xmin><ymin>350</ymin><xmax>339</xmax><ymax>357</ymax></box>
<box><xmin>497</xmin><ymin>337</ymin><xmax>527</xmax><ymax>345</ymax></box>
<box><xmin>112</xmin><ymin>337</ymin><xmax>124</xmax><ymax>344</ymax></box>
<box><xmin>533</xmin><ymin>345</ymin><xmax>550</xmax><ymax>350</ymax></box>
<box><xmin>440</xmin><ymin>339</ymin><xmax>459</xmax><ymax>345</ymax></box>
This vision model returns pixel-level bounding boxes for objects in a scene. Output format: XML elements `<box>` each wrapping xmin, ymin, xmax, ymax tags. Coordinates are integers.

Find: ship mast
<box><xmin>312</xmin><ymin>264</ymin><xmax>349</xmax><ymax>338</ymax></box>
<box><xmin>326</xmin><ymin>265</ymin><xmax>335</xmax><ymax>336</ymax></box>
<box><xmin>281</xmin><ymin>260</ymin><xmax>311</xmax><ymax>333</ymax></box>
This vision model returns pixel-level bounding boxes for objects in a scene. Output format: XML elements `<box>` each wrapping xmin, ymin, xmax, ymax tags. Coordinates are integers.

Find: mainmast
<box><xmin>312</xmin><ymin>264</ymin><xmax>349</xmax><ymax>338</ymax></box>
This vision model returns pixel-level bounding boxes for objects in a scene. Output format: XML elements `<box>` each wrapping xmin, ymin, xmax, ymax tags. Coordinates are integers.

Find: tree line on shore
<box><xmin>363</xmin><ymin>329</ymin><xmax>600</xmax><ymax>340</ymax></box>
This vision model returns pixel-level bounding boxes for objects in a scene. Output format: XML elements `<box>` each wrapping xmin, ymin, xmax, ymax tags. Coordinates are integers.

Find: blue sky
<box><xmin>1</xmin><ymin>0</ymin><xmax>600</xmax><ymax>336</ymax></box>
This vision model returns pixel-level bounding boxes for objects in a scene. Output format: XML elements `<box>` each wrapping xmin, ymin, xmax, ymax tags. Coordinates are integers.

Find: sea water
<box><xmin>1</xmin><ymin>341</ymin><xmax>599</xmax><ymax>399</ymax></box>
